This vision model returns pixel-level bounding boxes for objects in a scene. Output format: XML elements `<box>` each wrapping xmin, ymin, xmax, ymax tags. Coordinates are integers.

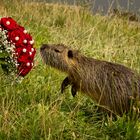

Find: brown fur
<box><xmin>40</xmin><ymin>44</ymin><xmax>140</xmax><ymax>115</ymax></box>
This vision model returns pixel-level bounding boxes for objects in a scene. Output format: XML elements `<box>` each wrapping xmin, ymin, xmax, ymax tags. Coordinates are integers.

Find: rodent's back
<box><xmin>69</xmin><ymin>55</ymin><xmax>140</xmax><ymax>114</ymax></box>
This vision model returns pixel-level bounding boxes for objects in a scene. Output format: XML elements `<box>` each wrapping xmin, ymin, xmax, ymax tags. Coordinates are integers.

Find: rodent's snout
<box><xmin>40</xmin><ymin>44</ymin><xmax>48</xmax><ymax>51</ymax></box>
<box><xmin>40</xmin><ymin>44</ymin><xmax>49</xmax><ymax>51</ymax></box>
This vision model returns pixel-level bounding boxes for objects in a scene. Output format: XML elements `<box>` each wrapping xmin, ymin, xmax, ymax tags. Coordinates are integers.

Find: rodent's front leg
<box><xmin>71</xmin><ymin>85</ymin><xmax>77</xmax><ymax>97</ymax></box>
<box><xmin>61</xmin><ymin>77</ymin><xmax>71</xmax><ymax>93</ymax></box>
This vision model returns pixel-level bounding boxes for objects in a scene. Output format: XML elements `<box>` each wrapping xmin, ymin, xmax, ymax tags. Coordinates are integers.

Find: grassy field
<box><xmin>1</xmin><ymin>0</ymin><xmax>140</xmax><ymax>139</ymax></box>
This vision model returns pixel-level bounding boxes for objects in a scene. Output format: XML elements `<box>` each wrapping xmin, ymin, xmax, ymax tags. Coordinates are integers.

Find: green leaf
<box><xmin>0</xmin><ymin>51</ymin><xmax>9</xmax><ymax>58</ymax></box>
<box><xmin>0</xmin><ymin>58</ymin><xmax>8</xmax><ymax>65</ymax></box>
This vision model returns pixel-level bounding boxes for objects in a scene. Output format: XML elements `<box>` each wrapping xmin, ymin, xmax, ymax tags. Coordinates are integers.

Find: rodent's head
<box><xmin>40</xmin><ymin>44</ymin><xmax>79</xmax><ymax>72</ymax></box>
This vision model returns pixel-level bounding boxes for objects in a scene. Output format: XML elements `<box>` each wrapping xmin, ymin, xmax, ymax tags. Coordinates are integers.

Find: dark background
<box><xmin>33</xmin><ymin>0</ymin><xmax>140</xmax><ymax>15</ymax></box>
<box><xmin>91</xmin><ymin>0</ymin><xmax>140</xmax><ymax>15</ymax></box>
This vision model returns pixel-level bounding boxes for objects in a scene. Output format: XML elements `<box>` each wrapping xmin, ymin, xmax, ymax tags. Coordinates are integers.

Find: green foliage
<box><xmin>103</xmin><ymin>116</ymin><xmax>140</xmax><ymax>140</ymax></box>
<box><xmin>0</xmin><ymin>0</ymin><xmax>140</xmax><ymax>139</ymax></box>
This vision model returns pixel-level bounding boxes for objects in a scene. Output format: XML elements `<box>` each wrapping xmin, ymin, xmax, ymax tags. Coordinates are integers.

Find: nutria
<box><xmin>40</xmin><ymin>44</ymin><xmax>140</xmax><ymax>115</ymax></box>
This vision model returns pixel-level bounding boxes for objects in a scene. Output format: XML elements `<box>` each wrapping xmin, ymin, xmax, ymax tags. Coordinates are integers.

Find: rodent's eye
<box><xmin>68</xmin><ymin>50</ymin><xmax>73</xmax><ymax>58</ymax></box>
<box><xmin>54</xmin><ymin>49</ymin><xmax>60</xmax><ymax>53</ymax></box>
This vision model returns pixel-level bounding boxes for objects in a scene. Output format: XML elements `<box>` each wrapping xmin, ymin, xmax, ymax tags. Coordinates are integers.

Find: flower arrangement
<box><xmin>0</xmin><ymin>17</ymin><xmax>36</xmax><ymax>79</ymax></box>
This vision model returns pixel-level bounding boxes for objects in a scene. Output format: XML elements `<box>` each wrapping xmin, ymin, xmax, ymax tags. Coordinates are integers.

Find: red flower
<box><xmin>15</xmin><ymin>46</ymin><xmax>36</xmax><ymax>62</ymax></box>
<box><xmin>1</xmin><ymin>17</ymin><xmax>18</xmax><ymax>31</ymax></box>
<box><xmin>18</xmin><ymin>62</ymin><xmax>33</xmax><ymax>76</ymax></box>
<box><xmin>18</xmin><ymin>25</ymin><xmax>25</xmax><ymax>31</ymax></box>
<box><xmin>8</xmin><ymin>27</ymin><xmax>27</xmax><ymax>47</ymax></box>
<box><xmin>15</xmin><ymin>47</ymin><xmax>28</xmax><ymax>63</ymax></box>
<box><xmin>27</xmin><ymin>46</ymin><xmax>36</xmax><ymax>59</ymax></box>
<box><xmin>0</xmin><ymin>17</ymin><xmax>36</xmax><ymax>77</ymax></box>
<box><xmin>17</xmin><ymin>26</ymin><xmax>34</xmax><ymax>45</ymax></box>
<box><xmin>25</xmin><ymin>33</ymin><xmax>32</xmax><ymax>44</ymax></box>
<box><xmin>8</xmin><ymin>26</ymin><xmax>34</xmax><ymax>48</ymax></box>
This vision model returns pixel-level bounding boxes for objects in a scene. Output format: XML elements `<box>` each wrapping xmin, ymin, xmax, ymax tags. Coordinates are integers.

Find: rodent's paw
<box><xmin>61</xmin><ymin>77</ymin><xmax>70</xmax><ymax>93</ymax></box>
<box><xmin>71</xmin><ymin>85</ymin><xmax>77</xmax><ymax>97</ymax></box>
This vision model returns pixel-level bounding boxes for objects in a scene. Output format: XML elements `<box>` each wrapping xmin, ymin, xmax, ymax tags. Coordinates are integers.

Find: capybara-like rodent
<box><xmin>40</xmin><ymin>44</ymin><xmax>140</xmax><ymax>115</ymax></box>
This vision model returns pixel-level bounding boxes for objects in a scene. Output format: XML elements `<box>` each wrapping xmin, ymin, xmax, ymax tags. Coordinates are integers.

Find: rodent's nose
<box><xmin>40</xmin><ymin>44</ymin><xmax>48</xmax><ymax>51</ymax></box>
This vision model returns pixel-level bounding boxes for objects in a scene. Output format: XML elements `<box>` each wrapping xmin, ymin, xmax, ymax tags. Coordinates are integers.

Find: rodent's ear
<box><xmin>68</xmin><ymin>50</ymin><xmax>73</xmax><ymax>58</ymax></box>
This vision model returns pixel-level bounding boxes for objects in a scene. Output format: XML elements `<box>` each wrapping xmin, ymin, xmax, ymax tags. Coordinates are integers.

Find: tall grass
<box><xmin>0</xmin><ymin>0</ymin><xmax>140</xmax><ymax>139</ymax></box>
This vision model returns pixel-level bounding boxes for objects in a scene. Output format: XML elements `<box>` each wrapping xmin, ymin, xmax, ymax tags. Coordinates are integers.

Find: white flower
<box><xmin>6</xmin><ymin>21</ymin><xmax>10</xmax><ymax>25</ymax></box>
<box><xmin>31</xmin><ymin>48</ymin><xmax>34</xmax><ymax>52</ymax></box>
<box><xmin>22</xmin><ymin>48</ymin><xmax>27</xmax><ymax>53</ymax></box>
<box><xmin>23</xmin><ymin>30</ymin><xmax>27</xmax><ymax>34</ymax></box>
<box><xmin>26</xmin><ymin>62</ymin><xmax>30</xmax><ymax>66</ymax></box>
<box><xmin>23</xmin><ymin>39</ymin><xmax>27</xmax><ymax>44</ymax></box>
<box><xmin>15</xmin><ymin>36</ymin><xmax>19</xmax><ymax>41</ymax></box>
<box><xmin>29</xmin><ymin>40</ymin><xmax>34</xmax><ymax>45</ymax></box>
<box><xmin>29</xmin><ymin>52</ymin><xmax>32</xmax><ymax>56</ymax></box>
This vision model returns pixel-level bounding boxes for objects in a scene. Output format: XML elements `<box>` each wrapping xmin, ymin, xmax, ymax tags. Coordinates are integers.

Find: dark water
<box><xmin>35</xmin><ymin>0</ymin><xmax>140</xmax><ymax>15</ymax></box>
<box><xmin>91</xmin><ymin>0</ymin><xmax>140</xmax><ymax>15</ymax></box>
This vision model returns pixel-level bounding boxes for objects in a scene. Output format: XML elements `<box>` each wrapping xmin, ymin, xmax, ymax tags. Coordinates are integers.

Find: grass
<box><xmin>0</xmin><ymin>0</ymin><xmax>140</xmax><ymax>139</ymax></box>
